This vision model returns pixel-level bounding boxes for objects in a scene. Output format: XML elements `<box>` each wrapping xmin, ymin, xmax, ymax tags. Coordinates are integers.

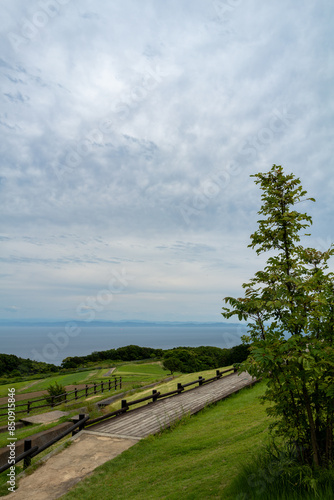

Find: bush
<box><xmin>45</xmin><ymin>382</ymin><xmax>66</xmax><ymax>406</ymax></box>
<box><xmin>226</xmin><ymin>440</ymin><xmax>334</xmax><ymax>499</ymax></box>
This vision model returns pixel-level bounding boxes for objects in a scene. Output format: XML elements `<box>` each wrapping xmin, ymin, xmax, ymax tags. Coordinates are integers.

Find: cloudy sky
<box><xmin>1</xmin><ymin>0</ymin><xmax>333</xmax><ymax>324</ymax></box>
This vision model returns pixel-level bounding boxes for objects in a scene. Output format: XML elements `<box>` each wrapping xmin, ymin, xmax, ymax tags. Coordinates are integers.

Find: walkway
<box><xmin>87</xmin><ymin>371</ymin><xmax>255</xmax><ymax>439</ymax></box>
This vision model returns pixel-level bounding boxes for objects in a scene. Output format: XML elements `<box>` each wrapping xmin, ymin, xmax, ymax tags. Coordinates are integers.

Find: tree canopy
<box><xmin>222</xmin><ymin>165</ymin><xmax>334</xmax><ymax>468</ymax></box>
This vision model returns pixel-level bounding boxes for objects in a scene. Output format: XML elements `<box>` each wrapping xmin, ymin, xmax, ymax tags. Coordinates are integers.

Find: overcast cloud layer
<box><xmin>1</xmin><ymin>0</ymin><xmax>334</xmax><ymax>323</ymax></box>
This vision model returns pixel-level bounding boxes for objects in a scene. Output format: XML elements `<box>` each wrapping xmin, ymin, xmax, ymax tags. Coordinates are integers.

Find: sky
<box><xmin>1</xmin><ymin>0</ymin><xmax>334</xmax><ymax>324</ymax></box>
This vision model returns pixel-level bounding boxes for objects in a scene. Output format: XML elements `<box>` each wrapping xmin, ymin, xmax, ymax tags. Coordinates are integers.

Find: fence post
<box><xmin>109</xmin><ymin>379</ymin><xmax>111</xmax><ymax>391</ymax></box>
<box><xmin>152</xmin><ymin>390</ymin><xmax>158</xmax><ymax>402</ymax></box>
<box><xmin>94</xmin><ymin>383</ymin><xmax>97</xmax><ymax>394</ymax></box>
<box><xmin>233</xmin><ymin>366</ymin><xmax>238</xmax><ymax>373</ymax></box>
<box><xmin>101</xmin><ymin>381</ymin><xmax>104</xmax><ymax>393</ymax></box>
<box><xmin>27</xmin><ymin>401</ymin><xmax>30</xmax><ymax>414</ymax></box>
<box><xmin>51</xmin><ymin>396</ymin><xmax>54</xmax><ymax>408</ymax></box>
<box><xmin>23</xmin><ymin>440</ymin><xmax>32</xmax><ymax>469</ymax></box>
<box><xmin>121</xmin><ymin>399</ymin><xmax>128</xmax><ymax>411</ymax></box>
<box><xmin>114</xmin><ymin>377</ymin><xmax>117</xmax><ymax>390</ymax></box>
<box><xmin>199</xmin><ymin>376</ymin><xmax>203</xmax><ymax>386</ymax></box>
<box><xmin>75</xmin><ymin>388</ymin><xmax>78</xmax><ymax>400</ymax></box>
<box><xmin>120</xmin><ymin>377</ymin><xmax>122</xmax><ymax>389</ymax></box>
<box><xmin>78</xmin><ymin>414</ymin><xmax>85</xmax><ymax>432</ymax></box>
<box><xmin>216</xmin><ymin>370</ymin><xmax>221</xmax><ymax>378</ymax></box>
<box><xmin>85</xmin><ymin>384</ymin><xmax>88</xmax><ymax>397</ymax></box>
<box><xmin>177</xmin><ymin>383</ymin><xmax>183</xmax><ymax>393</ymax></box>
<box><xmin>64</xmin><ymin>391</ymin><xmax>67</xmax><ymax>404</ymax></box>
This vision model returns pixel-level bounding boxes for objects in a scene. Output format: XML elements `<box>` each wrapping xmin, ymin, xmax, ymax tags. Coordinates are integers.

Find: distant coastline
<box><xmin>0</xmin><ymin>319</ymin><xmax>244</xmax><ymax>328</ymax></box>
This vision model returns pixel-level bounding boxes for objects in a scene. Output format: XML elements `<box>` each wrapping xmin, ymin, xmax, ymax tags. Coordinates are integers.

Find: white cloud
<box><xmin>1</xmin><ymin>0</ymin><xmax>333</xmax><ymax>321</ymax></box>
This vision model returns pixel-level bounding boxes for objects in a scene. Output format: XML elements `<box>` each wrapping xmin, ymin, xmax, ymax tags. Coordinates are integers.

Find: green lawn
<box><xmin>0</xmin><ymin>370</ymin><xmax>105</xmax><ymax>397</ymax></box>
<box><xmin>61</xmin><ymin>381</ymin><xmax>270</xmax><ymax>499</ymax></box>
<box><xmin>0</xmin><ymin>361</ymin><xmax>175</xmax><ymax>426</ymax></box>
<box><xmin>115</xmin><ymin>361</ymin><xmax>166</xmax><ymax>376</ymax></box>
<box><xmin>0</xmin><ymin>362</ymin><xmax>167</xmax><ymax>399</ymax></box>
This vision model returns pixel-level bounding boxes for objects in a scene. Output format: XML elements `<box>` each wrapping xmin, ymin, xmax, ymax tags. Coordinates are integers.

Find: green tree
<box><xmin>222</xmin><ymin>165</ymin><xmax>334</xmax><ymax>468</ymax></box>
<box><xmin>163</xmin><ymin>356</ymin><xmax>182</xmax><ymax>375</ymax></box>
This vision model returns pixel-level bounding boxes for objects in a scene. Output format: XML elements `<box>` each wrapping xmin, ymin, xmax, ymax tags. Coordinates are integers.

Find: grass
<box><xmin>225</xmin><ymin>440</ymin><xmax>334</xmax><ymax>499</ymax></box>
<box><xmin>0</xmin><ymin>370</ymin><xmax>102</xmax><ymax>397</ymax></box>
<box><xmin>61</xmin><ymin>381</ymin><xmax>270</xmax><ymax>499</ymax></box>
<box><xmin>0</xmin><ymin>362</ymin><xmax>172</xmax><ymax>426</ymax></box>
<box><xmin>0</xmin><ymin>362</ymin><xmax>168</xmax><ymax>400</ymax></box>
<box><xmin>115</xmin><ymin>362</ymin><xmax>166</xmax><ymax>375</ymax></box>
<box><xmin>0</xmin><ymin>359</ymin><xmax>166</xmax><ymax>397</ymax></box>
<box><xmin>113</xmin><ymin>362</ymin><xmax>173</xmax><ymax>385</ymax></box>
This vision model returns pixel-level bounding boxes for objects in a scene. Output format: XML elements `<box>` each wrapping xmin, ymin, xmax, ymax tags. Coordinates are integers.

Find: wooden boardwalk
<box><xmin>85</xmin><ymin>372</ymin><xmax>256</xmax><ymax>440</ymax></box>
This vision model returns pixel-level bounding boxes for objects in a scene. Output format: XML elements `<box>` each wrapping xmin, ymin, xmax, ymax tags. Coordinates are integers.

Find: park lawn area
<box><xmin>0</xmin><ymin>369</ymin><xmax>114</xmax><ymax>397</ymax></box>
<box><xmin>114</xmin><ymin>362</ymin><xmax>167</xmax><ymax>376</ymax></box>
<box><xmin>113</xmin><ymin>362</ymin><xmax>173</xmax><ymax>386</ymax></box>
<box><xmin>0</xmin><ymin>379</ymin><xmax>47</xmax><ymax>398</ymax></box>
<box><xmin>0</xmin><ymin>362</ymin><xmax>166</xmax><ymax>398</ymax></box>
<box><xmin>62</xmin><ymin>380</ymin><xmax>270</xmax><ymax>500</ymax></box>
<box><xmin>0</xmin><ymin>362</ymin><xmax>173</xmax><ymax>425</ymax></box>
<box><xmin>14</xmin><ymin>370</ymin><xmax>101</xmax><ymax>393</ymax></box>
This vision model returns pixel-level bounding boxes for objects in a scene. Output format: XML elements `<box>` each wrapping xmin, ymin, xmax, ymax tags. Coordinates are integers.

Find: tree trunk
<box><xmin>302</xmin><ymin>385</ymin><xmax>319</xmax><ymax>467</ymax></box>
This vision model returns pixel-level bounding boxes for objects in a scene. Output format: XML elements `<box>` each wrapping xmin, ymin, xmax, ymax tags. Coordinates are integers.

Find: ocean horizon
<box><xmin>0</xmin><ymin>324</ymin><xmax>248</xmax><ymax>366</ymax></box>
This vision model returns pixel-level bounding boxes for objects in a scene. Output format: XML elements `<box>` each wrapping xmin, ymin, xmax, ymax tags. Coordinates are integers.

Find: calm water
<box><xmin>0</xmin><ymin>325</ymin><xmax>247</xmax><ymax>366</ymax></box>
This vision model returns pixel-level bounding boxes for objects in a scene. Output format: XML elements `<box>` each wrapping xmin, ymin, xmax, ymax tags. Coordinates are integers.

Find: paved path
<box><xmin>20</xmin><ymin>410</ymin><xmax>70</xmax><ymax>425</ymax></box>
<box><xmin>8</xmin><ymin>433</ymin><xmax>138</xmax><ymax>500</ymax></box>
<box><xmin>8</xmin><ymin>372</ymin><xmax>256</xmax><ymax>499</ymax></box>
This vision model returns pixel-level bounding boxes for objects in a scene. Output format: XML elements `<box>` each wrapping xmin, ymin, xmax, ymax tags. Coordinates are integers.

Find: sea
<box><xmin>0</xmin><ymin>324</ymin><xmax>248</xmax><ymax>366</ymax></box>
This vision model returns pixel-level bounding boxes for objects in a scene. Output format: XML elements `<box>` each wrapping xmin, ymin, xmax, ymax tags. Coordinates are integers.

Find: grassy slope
<box><xmin>62</xmin><ymin>381</ymin><xmax>270</xmax><ymax>500</ymax></box>
<box><xmin>0</xmin><ymin>364</ymin><xmax>171</xmax><ymax>428</ymax></box>
<box><xmin>0</xmin><ymin>362</ymin><xmax>167</xmax><ymax>398</ymax></box>
<box><xmin>114</xmin><ymin>362</ymin><xmax>171</xmax><ymax>386</ymax></box>
<box><xmin>0</xmin><ymin>370</ymin><xmax>103</xmax><ymax>396</ymax></box>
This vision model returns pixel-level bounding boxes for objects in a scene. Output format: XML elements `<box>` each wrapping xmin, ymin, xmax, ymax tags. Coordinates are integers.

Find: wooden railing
<box><xmin>0</xmin><ymin>414</ymin><xmax>89</xmax><ymax>473</ymax></box>
<box><xmin>86</xmin><ymin>367</ymin><xmax>236</xmax><ymax>426</ymax></box>
<box><xmin>0</xmin><ymin>378</ymin><xmax>122</xmax><ymax>418</ymax></box>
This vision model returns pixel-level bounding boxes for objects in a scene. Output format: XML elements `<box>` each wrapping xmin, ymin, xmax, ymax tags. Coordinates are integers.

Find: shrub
<box><xmin>45</xmin><ymin>382</ymin><xmax>66</xmax><ymax>406</ymax></box>
<box><xmin>226</xmin><ymin>440</ymin><xmax>334</xmax><ymax>499</ymax></box>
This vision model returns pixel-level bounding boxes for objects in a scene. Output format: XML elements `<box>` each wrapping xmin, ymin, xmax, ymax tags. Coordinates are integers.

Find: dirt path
<box><xmin>103</xmin><ymin>367</ymin><xmax>115</xmax><ymax>377</ymax></box>
<box><xmin>19</xmin><ymin>380</ymin><xmax>43</xmax><ymax>391</ymax></box>
<box><xmin>8</xmin><ymin>432</ymin><xmax>138</xmax><ymax>500</ymax></box>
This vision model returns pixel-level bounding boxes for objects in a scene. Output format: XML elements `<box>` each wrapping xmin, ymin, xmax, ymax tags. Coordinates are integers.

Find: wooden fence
<box><xmin>86</xmin><ymin>367</ymin><xmax>236</xmax><ymax>426</ymax></box>
<box><xmin>0</xmin><ymin>377</ymin><xmax>122</xmax><ymax>418</ymax></box>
